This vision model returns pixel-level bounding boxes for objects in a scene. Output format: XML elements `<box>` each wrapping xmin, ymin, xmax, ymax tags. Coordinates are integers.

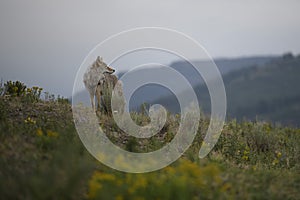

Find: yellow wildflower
<box><xmin>13</xmin><ymin>86</ymin><xmax>18</xmax><ymax>92</ymax></box>
<box><xmin>242</xmin><ymin>155</ymin><xmax>249</xmax><ymax>161</ymax></box>
<box><xmin>115</xmin><ymin>195</ymin><xmax>123</xmax><ymax>200</ymax></box>
<box><xmin>242</xmin><ymin>147</ymin><xmax>250</xmax><ymax>161</ymax></box>
<box><xmin>88</xmin><ymin>171</ymin><xmax>117</xmax><ymax>199</ymax></box>
<box><xmin>272</xmin><ymin>159</ymin><xmax>279</xmax><ymax>165</ymax></box>
<box><xmin>98</xmin><ymin>173</ymin><xmax>116</xmax><ymax>181</ymax></box>
<box><xmin>276</xmin><ymin>151</ymin><xmax>282</xmax><ymax>158</ymax></box>
<box><xmin>88</xmin><ymin>172</ymin><xmax>103</xmax><ymax>199</ymax></box>
<box><xmin>47</xmin><ymin>130</ymin><xmax>59</xmax><ymax>138</ymax></box>
<box><xmin>221</xmin><ymin>183</ymin><xmax>231</xmax><ymax>192</ymax></box>
<box><xmin>24</xmin><ymin>117</ymin><xmax>36</xmax><ymax>124</ymax></box>
<box><xmin>36</xmin><ymin>128</ymin><xmax>43</xmax><ymax>136</ymax></box>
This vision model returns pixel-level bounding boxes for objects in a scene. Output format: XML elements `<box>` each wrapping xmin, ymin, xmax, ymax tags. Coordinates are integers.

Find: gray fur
<box><xmin>83</xmin><ymin>56</ymin><xmax>115</xmax><ymax>111</ymax></box>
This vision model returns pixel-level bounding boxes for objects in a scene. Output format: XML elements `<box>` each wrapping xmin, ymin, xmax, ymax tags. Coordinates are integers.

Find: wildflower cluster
<box><xmin>241</xmin><ymin>146</ymin><xmax>250</xmax><ymax>161</ymax></box>
<box><xmin>25</xmin><ymin>86</ymin><xmax>43</xmax><ymax>102</ymax></box>
<box><xmin>2</xmin><ymin>80</ymin><xmax>43</xmax><ymax>103</ymax></box>
<box><xmin>35</xmin><ymin>128</ymin><xmax>59</xmax><ymax>138</ymax></box>
<box><xmin>4</xmin><ymin>80</ymin><xmax>27</xmax><ymax>97</ymax></box>
<box><xmin>272</xmin><ymin>150</ymin><xmax>283</xmax><ymax>166</ymax></box>
<box><xmin>87</xmin><ymin>159</ymin><xmax>230</xmax><ymax>200</ymax></box>
<box><xmin>24</xmin><ymin>116</ymin><xmax>36</xmax><ymax>124</ymax></box>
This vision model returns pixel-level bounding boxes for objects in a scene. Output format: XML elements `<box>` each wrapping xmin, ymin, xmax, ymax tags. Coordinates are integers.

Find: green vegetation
<box><xmin>0</xmin><ymin>81</ymin><xmax>299</xmax><ymax>199</ymax></box>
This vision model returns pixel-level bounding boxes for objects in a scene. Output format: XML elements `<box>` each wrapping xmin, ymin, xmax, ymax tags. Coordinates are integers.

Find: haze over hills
<box><xmin>169</xmin><ymin>56</ymin><xmax>277</xmax><ymax>86</ymax></box>
<box><xmin>154</xmin><ymin>53</ymin><xmax>300</xmax><ymax>126</ymax></box>
<box><xmin>73</xmin><ymin>53</ymin><xmax>300</xmax><ymax>126</ymax></box>
<box><xmin>73</xmin><ymin>56</ymin><xmax>275</xmax><ymax>105</ymax></box>
<box><xmin>224</xmin><ymin>54</ymin><xmax>300</xmax><ymax>126</ymax></box>
<box><xmin>73</xmin><ymin>55</ymin><xmax>278</xmax><ymax>114</ymax></box>
<box><xmin>123</xmin><ymin>56</ymin><xmax>277</xmax><ymax>111</ymax></box>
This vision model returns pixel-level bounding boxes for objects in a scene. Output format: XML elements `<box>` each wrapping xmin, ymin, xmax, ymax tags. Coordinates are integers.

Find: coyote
<box><xmin>96</xmin><ymin>73</ymin><xmax>126</xmax><ymax>115</ymax></box>
<box><xmin>83</xmin><ymin>56</ymin><xmax>115</xmax><ymax>111</ymax></box>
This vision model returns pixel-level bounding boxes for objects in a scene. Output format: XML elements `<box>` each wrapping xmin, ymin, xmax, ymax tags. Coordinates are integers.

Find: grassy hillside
<box><xmin>0</xmin><ymin>81</ymin><xmax>300</xmax><ymax>199</ymax></box>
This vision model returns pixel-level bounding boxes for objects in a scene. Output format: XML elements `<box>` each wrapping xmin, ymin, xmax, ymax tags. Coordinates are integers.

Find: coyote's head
<box><xmin>94</xmin><ymin>56</ymin><xmax>115</xmax><ymax>74</ymax></box>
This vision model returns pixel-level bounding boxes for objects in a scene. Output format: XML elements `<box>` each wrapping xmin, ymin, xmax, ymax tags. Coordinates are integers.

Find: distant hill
<box><xmin>169</xmin><ymin>56</ymin><xmax>277</xmax><ymax>86</ymax></box>
<box><xmin>156</xmin><ymin>53</ymin><xmax>300</xmax><ymax>126</ymax></box>
<box><xmin>224</xmin><ymin>54</ymin><xmax>300</xmax><ymax>126</ymax></box>
<box><xmin>72</xmin><ymin>55</ymin><xmax>300</xmax><ymax>126</ymax></box>
<box><xmin>73</xmin><ymin>56</ymin><xmax>275</xmax><ymax>111</ymax></box>
<box><xmin>125</xmin><ymin>56</ymin><xmax>277</xmax><ymax>111</ymax></box>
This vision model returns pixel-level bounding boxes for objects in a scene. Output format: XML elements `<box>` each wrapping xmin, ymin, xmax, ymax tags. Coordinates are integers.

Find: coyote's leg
<box><xmin>89</xmin><ymin>90</ymin><xmax>95</xmax><ymax>112</ymax></box>
<box><xmin>96</xmin><ymin>84</ymin><xmax>102</xmax><ymax>112</ymax></box>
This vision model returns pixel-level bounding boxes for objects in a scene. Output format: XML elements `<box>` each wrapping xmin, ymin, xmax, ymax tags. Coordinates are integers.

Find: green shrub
<box><xmin>4</xmin><ymin>80</ymin><xmax>27</xmax><ymax>96</ymax></box>
<box><xmin>0</xmin><ymin>79</ymin><xmax>4</xmax><ymax>96</ymax></box>
<box><xmin>24</xmin><ymin>86</ymin><xmax>43</xmax><ymax>102</ymax></box>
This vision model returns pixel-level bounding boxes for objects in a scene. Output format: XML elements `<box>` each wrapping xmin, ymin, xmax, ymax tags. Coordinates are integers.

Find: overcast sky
<box><xmin>0</xmin><ymin>0</ymin><xmax>299</xmax><ymax>97</ymax></box>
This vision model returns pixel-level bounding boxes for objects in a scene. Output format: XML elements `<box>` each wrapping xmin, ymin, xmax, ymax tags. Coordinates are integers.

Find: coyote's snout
<box><xmin>83</xmin><ymin>56</ymin><xmax>115</xmax><ymax>111</ymax></box>
<box><xmin>105</xmin><ymin>66</ymin><xmax>115</xmax><ymax>74</ymax></box>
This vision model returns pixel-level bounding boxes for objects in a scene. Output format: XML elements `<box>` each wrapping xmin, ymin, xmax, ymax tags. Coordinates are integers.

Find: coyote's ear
<box><xmin>97</xmin><ymin>56</ymin><xmax>103</xmax><ymax>62</ymax></box>
<box><xmin>96</xmin><ymin>56</ymin><xmax>103</xmax><ymax>65</ymax></box>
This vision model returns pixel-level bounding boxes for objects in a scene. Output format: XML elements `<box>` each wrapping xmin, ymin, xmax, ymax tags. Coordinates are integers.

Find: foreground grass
<box><xmin>0</xmin><ymin>96</ymin><xmax>299</xmax><ymax>200</ymax></box>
